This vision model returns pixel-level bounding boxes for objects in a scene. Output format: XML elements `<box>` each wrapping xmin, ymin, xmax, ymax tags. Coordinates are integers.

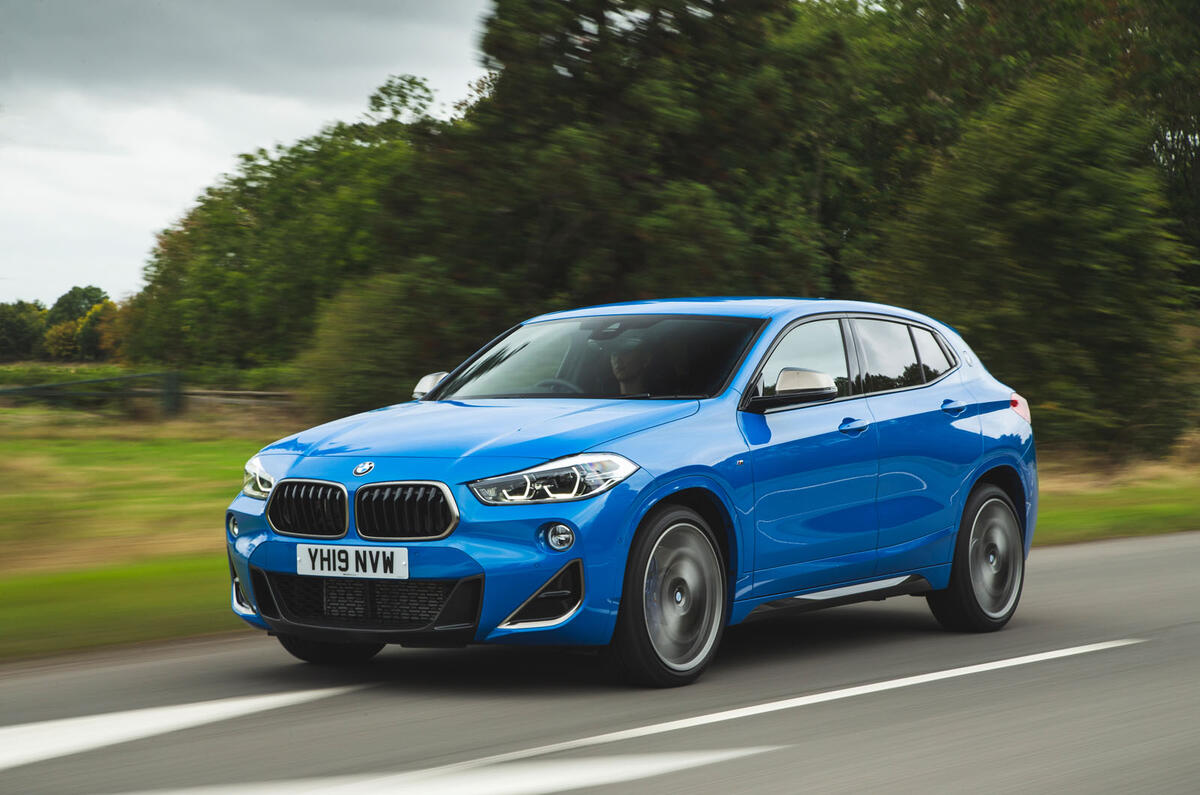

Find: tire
<box><xmin>927</xmin><ymin>484</ymin><xmax>1025</xmax><ymax>632</ymax></box>
<box><xmin>611</xmin><ymin>505</ymin><xmax>727</xmax><ymax>687</ymax></box>
<box><xmin>276</xmin><ymin>633</ymin><xmax>385</xmax><ymax>665</ymax></box>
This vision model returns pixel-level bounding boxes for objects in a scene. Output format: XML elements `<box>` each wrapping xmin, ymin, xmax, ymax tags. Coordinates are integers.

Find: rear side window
<box><xmin>854</xmin><ymin>319</ymin><xmax>923</xmax><ymax>392</ymax></box>
<box><xmin>913</xmin><ymin>327</ymin><xmax>953</xmax><ymax>381</ymax></box>
<box><xmin>758</xmin><ymin>319</ymin><xmax>852</xmax><ymax>397</ymax></box>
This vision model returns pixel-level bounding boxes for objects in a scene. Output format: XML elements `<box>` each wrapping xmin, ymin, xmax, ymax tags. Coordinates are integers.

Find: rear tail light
<box><xmin>1010</xmin><ymin>392</ymin><xmax>1031</xmax><ymax>424</ymax></box>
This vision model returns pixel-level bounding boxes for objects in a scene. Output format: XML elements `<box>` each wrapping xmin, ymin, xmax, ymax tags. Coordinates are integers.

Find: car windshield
<box><xmin>434</xmin><ymin>314</ymin><xmax>764</xmax><ymax>400</ymax></box>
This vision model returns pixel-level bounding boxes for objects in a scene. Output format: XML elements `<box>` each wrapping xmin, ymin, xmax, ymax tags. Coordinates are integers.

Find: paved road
<box><xmin>3</xmin><ymin>532</ymin><xmax>1198</xmax><ymax>793</ymax></box>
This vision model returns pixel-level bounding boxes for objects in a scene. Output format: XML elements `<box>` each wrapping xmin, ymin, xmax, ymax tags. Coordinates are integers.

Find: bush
<box><xmin>43</xmin><ymin>320</ymin><xmax>81</xmax><ymax>361</ymax></box>
<box><xmin>0</xmin><ymin>301</ymin><xmax>46</xmax><ymax>361</ymax></box>
<box><xmin>299</xmin><ymin>260</ymin><xmax>505</xmax><ymax>420</ymax></box>
<box><xmin>76</xmin><ymin>300</ymin><xmax>118</xmax><ymax>360</ymax></box>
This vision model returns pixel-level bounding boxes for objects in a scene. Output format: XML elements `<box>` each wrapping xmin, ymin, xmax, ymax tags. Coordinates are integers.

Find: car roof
<box><xmin>527</xmin><ymin>297</ymin><xmax>942</xmax><ymax>327</ymax></box>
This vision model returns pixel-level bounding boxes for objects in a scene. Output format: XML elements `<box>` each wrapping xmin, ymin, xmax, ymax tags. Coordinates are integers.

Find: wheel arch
<box><xmin>971</xmin><ymin>464</ymin><xmax>1028</xmax><ymax>538</ymax></box>
<box><xmin>625</xmin><ymin>475</ymin><xmax>745</xmax><ymax>591</ymax></box>
<box><xmin>652</xmin><ymin>487</ymin><xmax>738</xmax><ymax>584</ymax></box>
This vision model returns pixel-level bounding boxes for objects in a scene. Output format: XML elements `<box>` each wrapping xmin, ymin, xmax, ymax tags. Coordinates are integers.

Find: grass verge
<box><xmin>0</xmin><ymin>554</ymin><xmax>243</xmax><ymax>660</ymax></box>
<box><xmin>0</xmin><ymin>406</ymin><xmax>1196</xmax><ymax>661</ymax></box>
<box><xmin>1036</xmin><ymin>469</ymin><xmax>1200</xmax><ymax>544</ymax></box>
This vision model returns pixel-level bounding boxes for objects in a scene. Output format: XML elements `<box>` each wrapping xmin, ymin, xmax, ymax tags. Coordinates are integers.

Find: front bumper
<box><xmin>226</xmin><ymin>458</ymin><xmax>649</xmax><ymax>647</ymax></box>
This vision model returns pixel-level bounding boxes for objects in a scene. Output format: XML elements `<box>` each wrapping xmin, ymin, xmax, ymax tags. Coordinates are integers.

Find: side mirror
<box><xmin>745</xmin><ymin>368</ymin><xmax>839</xmax><ymax>412</ymax></box>
<box><xmin>413</xmin><ymin>371</ymin><xmax>449</xmax><ymax>400</ymax></box>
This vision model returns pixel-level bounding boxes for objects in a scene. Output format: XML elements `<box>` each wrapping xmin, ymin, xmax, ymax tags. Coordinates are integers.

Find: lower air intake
<box><xmin>500</xmin><ymin>560</ymin><xmax>584</xmax><ymax>628</ymax></box>
<box><xmin>266</xmin><ymin>572</ymin><xmax>455</xmax><ymax>630</ymax></box>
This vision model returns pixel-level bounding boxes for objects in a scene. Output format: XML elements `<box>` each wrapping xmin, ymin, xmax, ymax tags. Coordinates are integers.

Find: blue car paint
<box><xmin>226</xmin><ymin>298</ymin><xmax>1037</xmax><ymax>647</ymax></box>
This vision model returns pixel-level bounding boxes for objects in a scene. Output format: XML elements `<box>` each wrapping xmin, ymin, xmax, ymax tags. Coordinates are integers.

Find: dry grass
<box><xmin>0</xmin><ymin>405</ymin><xmax>303</xmax><ymax>576</ymax></box>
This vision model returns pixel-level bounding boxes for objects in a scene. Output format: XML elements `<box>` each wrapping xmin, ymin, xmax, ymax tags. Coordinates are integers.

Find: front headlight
<box><xmin>469</xmin><ymin>453</ymin><xmax>639</xmax><ymax>505</ymax></box>
<box><xmin>242</xmin><ymin>455</ymin><xmax>276</xmax><ymax>499</ymax></box>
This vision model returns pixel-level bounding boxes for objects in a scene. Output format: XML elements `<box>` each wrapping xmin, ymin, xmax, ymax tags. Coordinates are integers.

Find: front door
<box><xmin>740</xmin><ymin>318</ymin><xmax>879</xmax><ymax>596</ymax></box>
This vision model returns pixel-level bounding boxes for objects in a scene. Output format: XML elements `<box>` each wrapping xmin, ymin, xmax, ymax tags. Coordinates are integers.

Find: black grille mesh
<box><xmin>267</xmin><ymin>481</ymin><xmax>347</xmax><ymax>537</ymax></box>
<box><xmin>267</xmin><ymin>572</ymin><xmax>454</xmax><ymax>629</ymax></box>
<box><xmin>355</xmin><ymin>483</ymin><xmax>454</xmax><ymax>539</ymax></box>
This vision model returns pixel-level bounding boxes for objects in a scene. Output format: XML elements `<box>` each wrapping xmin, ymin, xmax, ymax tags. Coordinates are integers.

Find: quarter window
<box><xmin>758</xmin><ymin>319</ymin><xmax>851</xmax><ymax>397</ymax></box>
<box><xmin>854</xmin><ymin>319</ymin><xmax>924</xmax><ymax>392</ymax></box>
<box><xmin>913</xmin><ymin>327</ymin><xmax>953</xmax><ymax>381</ymax></box>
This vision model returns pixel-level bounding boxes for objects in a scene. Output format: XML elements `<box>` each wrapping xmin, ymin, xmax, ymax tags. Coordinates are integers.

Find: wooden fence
<box><xmin>0</xmin><ymin>373</ymin><xmax>292</xmax><ymax>414</ymax></box>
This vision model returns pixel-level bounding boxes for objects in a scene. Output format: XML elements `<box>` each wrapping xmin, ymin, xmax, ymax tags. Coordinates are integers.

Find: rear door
<box><xmin>740</xmin><ymin>317</ymin><xmax>879</xmax><ymax>595</ymax></box>
<box><xmin>850</xmin><ymin>318</ymin><xmax>982</xmax><ymax>575</ymax></box>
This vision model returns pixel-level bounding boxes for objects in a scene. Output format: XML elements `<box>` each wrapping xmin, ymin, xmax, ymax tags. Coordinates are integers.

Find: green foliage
<box><xmin>300</xmin><ymin>262</ymin><xmax>503</xmax><ymax>419</ymax></box>
<box><xmin>76</xmin><ymin>299</ymin><xmax>118</xmax><ymax>360</ymax></box>
<box><xmin>0</xmin><ymin>362</ymin><xmax>131</xmax><ymax>386</ymax></box>
<box><xmin>124</xmin><ymin>91</ymin><xmax>423</xmax><ymax>366</ymax></box>
<box><xmin>1085</xmin><ymin>0</ymin><xmax>1200</xmax><ymax>296</ymax></box>
<box><xmin>0</xmin><ymin>300</ymin><xmax>46</xmax><ymax>361</ymax></box>
<box><xmin>45</xmin><ymin>285</ymin><xmax>108</xmax><ymax>328</ymax></box>
<box><xmin>880</xmin><ymin>63</ymin><xmax>1196</xmax><ymax>454</ymax></box>
<box><xmin>80</xmin><ymin>0</ymin><xmax>1199</xmax><ymax>455</ymax></box>
<box><xmin>42</xmin><ymin>320</ymin><xmax>81</xmax><ymax>361</ymax></box>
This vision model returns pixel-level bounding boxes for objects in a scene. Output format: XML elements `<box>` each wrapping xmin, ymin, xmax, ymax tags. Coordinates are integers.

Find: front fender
<box><xmin>622</xmin><ymin>470</ymin><xmax>754</xmax><ymax>602</ymax></box>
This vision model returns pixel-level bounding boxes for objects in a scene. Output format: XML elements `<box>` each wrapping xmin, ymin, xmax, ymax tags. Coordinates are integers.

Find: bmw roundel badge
<box><xmin>352</xmin><ymin>461</ymin><xmax>374</xmax><ymax>477</ymax></box>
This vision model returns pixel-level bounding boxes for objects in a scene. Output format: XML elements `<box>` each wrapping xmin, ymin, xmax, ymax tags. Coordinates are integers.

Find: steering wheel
<box><xmin>535</xmin><ymin>378</ymin><xmax>584</xmax><ymax>394</ymax></box>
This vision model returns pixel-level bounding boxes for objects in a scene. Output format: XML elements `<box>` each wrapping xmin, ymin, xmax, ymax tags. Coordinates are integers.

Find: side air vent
<box><xmin>228</xmin><ymin>552</ymin><xmax>252</xmax><ymax>610</ymax></box>
<box><xmin>500</xmin><ymin>560</ymin><xmax>584</xmax><ymax>629</ymax></box>
<box><xmin>249</xmin><ymin>568</ymin><xmax>281</xmax><ymax>620</ymax></box>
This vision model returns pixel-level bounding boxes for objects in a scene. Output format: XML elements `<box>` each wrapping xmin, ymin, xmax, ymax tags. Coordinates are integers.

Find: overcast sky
<box><xmin>0</xmin><ymin>0</ymin><xmax>490</xmax><ymax>305</ymax></box>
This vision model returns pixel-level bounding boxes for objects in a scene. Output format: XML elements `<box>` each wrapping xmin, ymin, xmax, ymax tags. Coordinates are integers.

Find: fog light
<box><xmin>545</xmin><ymin>523</ymin><xmax>574</xmax><ymax>551</ymax></box>
<box><xmin>228</xmin><ymin>516</ymin><xmax>239</xmax><ymax>537</ymax></box>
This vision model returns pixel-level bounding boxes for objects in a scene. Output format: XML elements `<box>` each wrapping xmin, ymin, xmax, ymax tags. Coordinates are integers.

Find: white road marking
<box><xmin>6</xmin><ymin>637</ymin><xmax>1145</xmax><ymax>789</ymax></box>
<box><xmin>136</xmin><ymin>748</ymin><xmax>782</xmax><ymax>794</ymax></box>
<box><xmin>400</xmin><ymin>638</ymin><xmax>1146</xmax><ymax>780</ymax></box>
<box><xmin>0</xmin><ymin>686</ymin><xmax>359</xmax><ymax>772</ymax></box>
<box><xmin>133</xmin><ymin>637</ymin><xmax>1145</xmax><ymax>792</ymax></box>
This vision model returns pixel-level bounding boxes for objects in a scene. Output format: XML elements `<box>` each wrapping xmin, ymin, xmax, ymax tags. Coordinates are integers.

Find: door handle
<box><xmin>838</xmin><ymin>417</ymin><xmax>870</xmax><ymax>435</ymax></box>
<box><xmin>940</xmin><ymin>399</ymin><xmax>967</xmax><ymax>415</ymax></box>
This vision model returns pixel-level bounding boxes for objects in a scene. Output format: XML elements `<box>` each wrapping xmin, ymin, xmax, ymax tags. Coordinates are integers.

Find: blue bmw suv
<box><xmin>226</xmin><ymin>298</ymin><xmax>1036</xmax><ymax>686</ymax></box>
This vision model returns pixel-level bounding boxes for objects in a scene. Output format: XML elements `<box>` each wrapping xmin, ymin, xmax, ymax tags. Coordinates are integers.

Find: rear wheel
<box><xmin>927</xmin><ymin>484</ymin><xmax>1025</xmax><ymax>632</ymax></box>
<box><xmin>276</xmin><ymin>633</ymin><xmax>384</xmax><ymax>665</ymax></box>
<box><xmin>611</xmin><ymin>505</ymin><xmax>727</xmax><ymax>687</ymax></box>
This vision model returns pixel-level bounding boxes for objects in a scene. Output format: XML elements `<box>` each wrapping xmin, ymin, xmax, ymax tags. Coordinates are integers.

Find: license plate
<box><xmin>296</xmin><ymin>544</ymin><xmax>408</xmax><ymax>579</ymax></box>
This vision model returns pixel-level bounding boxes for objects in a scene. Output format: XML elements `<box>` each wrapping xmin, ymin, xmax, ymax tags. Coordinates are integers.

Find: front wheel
<box><xmin>927</xmin><ymin>484</ymin><xmax>1025</xmax><ymax>632</ymax></box>
<box><xmin>276</xmin><ymin>633</ymin><xmax>385</xmax><ymax>665</ymax></box>
<box><xmin>611</xmin><ymin>505</ymin><xmax>727</xmax><ymax>687</ymax></box>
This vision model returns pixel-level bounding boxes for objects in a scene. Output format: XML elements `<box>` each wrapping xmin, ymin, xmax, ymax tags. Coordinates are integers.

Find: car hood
<box><xmin>262</xmin><ymin>398</ymin><xmax>699</xmax><ymax>462</ymax></box>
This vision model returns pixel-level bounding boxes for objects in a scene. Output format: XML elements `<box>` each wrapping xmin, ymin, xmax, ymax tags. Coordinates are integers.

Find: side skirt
<box><xmin>741</xmin><ymin>574</ymin><xmax>932</xmax><ymax>623</ymax></box>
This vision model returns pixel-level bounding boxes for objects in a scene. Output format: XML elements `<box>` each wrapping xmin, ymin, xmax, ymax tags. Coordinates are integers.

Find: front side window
<box><xmin>435</xmin><ymin>314</ymin><xmax>763</xmax><ymax>400</ymax></box>
<box><xmin>854</xmin><ymin>318</ymin><xmax>924</xmax><ymax>392</ymax></box>
<box><xmin>757</xmin><ymin>319</ymin><xmax>852</xmax><ymax>397</ymax></box>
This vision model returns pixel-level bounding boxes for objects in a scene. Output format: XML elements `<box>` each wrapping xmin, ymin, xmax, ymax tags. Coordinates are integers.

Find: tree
<box><xmin>126</xmin><ymin>91</ymin><xmax>422</xmax><ymax>366</ymax></box>
<box><xmin>76</xmin><ymin>299</ymin><xmax>118</xmax><ymax>360</ymax></box>
<box><xmin>1096</xmin><ymin>0</ymin><xmax>1200</xmax><ymax>299</ymax></box>
<box><xmin>43</xmin><ymin>320</ymin><xmax>81</xmax><ymax>360</ymax></box>
<box><xmin>300</xmin><ymin>261</ymin><xmax>503</xmax><ymax>419</ymax></box>
<box><xmin>46</xmin><ymin>286</ymin><xmax>108</xmax><ymax>328</ymax></box>
<box><xmin>879</xmin><ymin>62</ymin><xmax>1196</xmax><ymax>454</ymax></box>
<box><xmin>0</xmin><ymin>300</ymin><xmax>46</xmax><ymax>361</ymax></box>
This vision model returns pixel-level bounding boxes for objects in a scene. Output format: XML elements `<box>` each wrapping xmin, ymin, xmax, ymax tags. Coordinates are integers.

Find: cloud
<box><xmin>0</xmin><ymin>0</ymin><xmax>490</xmax><ymax>100</ymax></box>
<box><xmin>0</xmin><ymin>0</ymin><xmax>490</xmax><ymax>303</ymax></box>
